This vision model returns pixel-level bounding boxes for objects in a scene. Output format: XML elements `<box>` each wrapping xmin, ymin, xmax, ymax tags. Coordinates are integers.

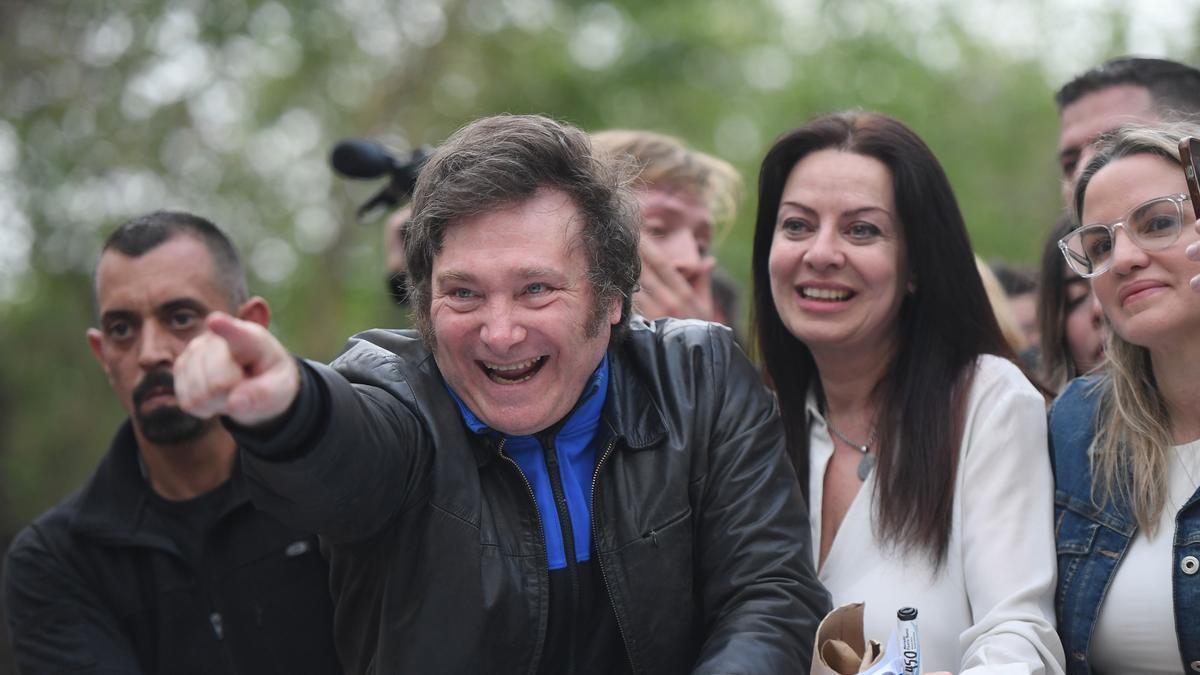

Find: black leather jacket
<box><xmin>2</xmin><ymin>422</ymin><xmax>340</xmax><ymax>675</ymax></box>
<box><xmin>237</xmin><ymin>318</ymin><xmax>830</xmax><ymax>674</ymax></box>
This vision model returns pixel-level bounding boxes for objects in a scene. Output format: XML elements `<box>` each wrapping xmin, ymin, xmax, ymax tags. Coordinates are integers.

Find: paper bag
<box><xmin>809</xmin><ymin>602</ymin><xmax>904</xmax><ymax>675</ymax></box>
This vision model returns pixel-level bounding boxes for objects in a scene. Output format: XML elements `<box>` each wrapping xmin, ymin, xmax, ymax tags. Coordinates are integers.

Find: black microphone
<box><xmin>330</xmin><ymin>139</ymin><xmax>398</xmax><ymax>180</ymax></box>
<box><xmin>330</xmin><ymin>139</ymin><xmax>432</xmax><ymax>222</ymax></box>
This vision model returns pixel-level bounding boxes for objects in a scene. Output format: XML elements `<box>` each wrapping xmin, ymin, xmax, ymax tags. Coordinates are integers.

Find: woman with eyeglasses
<box><xmin>752</xmin><ymin>111</ymin><xmax>1064</xmax><ymax>674</ymax></box>
<box><xmin>1051</xmin><ymin>124</ymin><xmax>1200</xmax><ymax>674</ymax></box>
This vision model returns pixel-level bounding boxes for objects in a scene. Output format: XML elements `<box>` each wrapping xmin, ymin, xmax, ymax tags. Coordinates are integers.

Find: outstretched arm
<box><xmin>174</xmin><ymin>314</ymin><xmax>430</xmax><ymax>542</ymax></box>
<box><xmin>174</xmin><ymin>312</ymin><xmax>299</xmax><ymax>427</ymax></box>
<box><xmin>692</xmin><ymin>328</ymin><xmax>830</xmax><ymax>674</ymax></box>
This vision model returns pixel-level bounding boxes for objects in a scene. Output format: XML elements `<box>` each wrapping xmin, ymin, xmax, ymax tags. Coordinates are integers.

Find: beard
<box><xmin>132</xmin><ymin>370</ymin><xmax>208</xmax><ymax>444</ymax></box>
<box><xmin>138</xmin><ymin>405</ymin><xmax>207</xmax><ymax>444</ymax></box>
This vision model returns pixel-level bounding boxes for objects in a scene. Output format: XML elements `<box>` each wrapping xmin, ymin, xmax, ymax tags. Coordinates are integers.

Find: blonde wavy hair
<box><xmin>591</xmin><ymin>129</ymin><xmax>743</xmax><ymax>240</ymax></box>
<box><xmin>1072</xmin><ymin>122</ymin><xmax>1200</xmax><ymax>532</ymax></box>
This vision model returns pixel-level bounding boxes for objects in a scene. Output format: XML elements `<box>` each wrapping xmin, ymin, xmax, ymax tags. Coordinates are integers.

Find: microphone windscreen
<box><xmin>330</xmin><ymin>139</ymin><xmax>396</xmax><ymax>179</ymax></box>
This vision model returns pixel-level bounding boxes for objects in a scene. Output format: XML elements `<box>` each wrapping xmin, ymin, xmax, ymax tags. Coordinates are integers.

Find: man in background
<box><xmin>991</xmin><ymin>261</ymin><xmax>1040</xmax><ymax>351</ymax></box>
<box><xmin>3</xmin><ymin>212</ymin><xmax>339</xmax><ymax>674</ymax></box>
<box><xmin>1056</xmin><ymin>56</ymin><xmax>1200</xmax><ymax>203</ymax></box>
<box><xmin>1047</xmin><ymin>57</ymin><xmax>1200</xmax><ymax>380</ymax></box>
<box><xmin>592</xmin><ymin>130</ymin><xmax>744</xmax><ymax>329</ymax></box>
<box><xmin>383</xmin><ymin>203</ymin><xmax>414</xmax><ymax>306</ymax></box>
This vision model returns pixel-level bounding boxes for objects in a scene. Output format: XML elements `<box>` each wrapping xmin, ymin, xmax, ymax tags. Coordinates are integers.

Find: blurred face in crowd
<box><xmin>429</xmin><ymin>188</ymin><xmax>619</xmax><ymax>436</ymax></box>
<box><xmin>768</xmin><ymin>150</ymin><xmax>910</xmax><ymax>360</ymax></box>
<box><xmin>635</xmin><ymin>185</ymin><xmax>719</xmax><ymax>323</ymax></box>
<box><xmin>1062</xmin><ymin>276</ymin><xmax>1106</xmax><ymax>374</ymax></box>
<box><xmin>1008</xmin><ymin>291</ymin><xmax>1039</xmax><ymax>348</ymax></box>
<box><xmin>1057</xmin><ymin>85</ymin><xmax>1156</xmax><ymax>204</ymax></box>
<box><xmin>384</xmin><ymin>204</ymin><xmax>414</xmax><ymax>305</ymax></box>
<box><xmin>87</xmin><ymin>235</ymin><xmax>268</xmax><ymax>445</ymax></box>
<box><xmin>1080</xmin><ymin>153</ymin><xmax>1200</xmax><ymax>354</ymax></box>
<box><xmin>637</xmin><ymin>186</ymin><xmax>713</xmax><ymax>284</ymax></box>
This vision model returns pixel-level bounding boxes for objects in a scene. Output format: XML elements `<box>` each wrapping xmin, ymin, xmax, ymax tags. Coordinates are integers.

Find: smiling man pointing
<box><xmin>174</xmin><ymin>114</ymin><xmax>829</xmax><ymax>675</ymax></box>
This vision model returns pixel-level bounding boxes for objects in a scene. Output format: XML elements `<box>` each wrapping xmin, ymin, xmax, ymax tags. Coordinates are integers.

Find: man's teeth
<box><xmin>484</xmin><ymin>357</ymin><xmax>541</xmax><ymax>372</ymax></box>
<box><xmin>801</xmin><ymin>287</ymin><xmax>851</xmax><ymax>301</ymax></box>
<box><xmin>482</xmin><ymin>357</ymin><xmax>546</xmax><ymax>384</ymax></box>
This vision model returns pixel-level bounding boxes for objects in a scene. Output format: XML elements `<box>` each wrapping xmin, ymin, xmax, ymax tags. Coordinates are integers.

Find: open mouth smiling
<box><xmin>479</xmin><ymin>356</ymin><xmax>548</xmax><ymax>384</ymax></box>
<box><xmin>799</xmin><ymin>286</ymin><xmax>855</xmax><ymax>302</ymax></box>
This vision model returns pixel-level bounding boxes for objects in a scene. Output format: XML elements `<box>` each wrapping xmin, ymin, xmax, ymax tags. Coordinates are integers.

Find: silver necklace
<box><xmin>1174</xmin><ymin>445</ymin><xmax>1200</xmax><ymax>488</ymax></box>
<box><xmin>826</xmin><ymin>420</ymin><xmax>877</xmax><ymax>481</ymax></box>
<box><xmin>1170</xmin><ymin>445</ymin><xmax>1199</xmax><ymax>512</ymax></box>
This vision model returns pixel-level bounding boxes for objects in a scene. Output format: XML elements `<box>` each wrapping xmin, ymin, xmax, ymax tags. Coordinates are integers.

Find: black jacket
<box><xmin>2</xmin><ymin>422</ymin><xmax>341</xmax><ymax>675</ymax></box>
<box><xmin>238</xmin><ymin>318</ymin><xmax>830</xmax><ymax>674</ymax></box>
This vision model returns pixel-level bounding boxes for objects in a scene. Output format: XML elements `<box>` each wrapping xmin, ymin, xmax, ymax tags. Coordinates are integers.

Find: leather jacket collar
<box><xmin>602</xmin><ymin>342</ymin><xmax>667</xmax><ymax>450</ymax></box>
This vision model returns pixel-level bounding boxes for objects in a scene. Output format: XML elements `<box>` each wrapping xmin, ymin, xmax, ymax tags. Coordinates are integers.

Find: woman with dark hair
<box><xmin>752</xmin><ymin>111</ymin><xmax>1064</xmax><ymax>674</ymax></box>
<box><xmin>1036</xmin><ymin>213</ymin><xmax>1106</xmax><ymax>392</ymax></box>
<box><xmin>1051</xmin><ymin>123</ymin><xmax>1200</xmax><ymax>673</ymax></box>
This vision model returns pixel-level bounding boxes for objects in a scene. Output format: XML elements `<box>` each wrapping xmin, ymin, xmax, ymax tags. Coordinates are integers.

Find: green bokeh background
<box><xmin>1</xmin><ymin>0</ymin><xmax>1197</xmax><ymax>669</ymax></box>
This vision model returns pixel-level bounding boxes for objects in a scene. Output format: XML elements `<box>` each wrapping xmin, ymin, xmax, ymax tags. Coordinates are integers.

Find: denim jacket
<box><xmin>1049</xmin><ymin>375</ymin><xmax>1200</xmax><ymax>674</ymax></box>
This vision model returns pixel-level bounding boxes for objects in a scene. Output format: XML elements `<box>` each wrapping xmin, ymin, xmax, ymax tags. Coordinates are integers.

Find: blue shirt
<box><xmin>447</xmin><ymin>355</ymin><xmax>608</xmax><ymax>570</ymax></box>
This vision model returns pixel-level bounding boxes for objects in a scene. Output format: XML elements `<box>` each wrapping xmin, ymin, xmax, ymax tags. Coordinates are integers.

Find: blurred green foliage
<box><xmin>1</xmin><ymin>8</ymin><xmax>1198</xmax><ymax>666</ymax></box>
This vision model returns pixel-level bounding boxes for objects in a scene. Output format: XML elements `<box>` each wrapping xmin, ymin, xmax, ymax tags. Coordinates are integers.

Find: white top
<box><xmin>1090</xmin><ymin>438</ymin><xmax>1200</xmax><ymax>674</ymax></box>
<box><xmin>808</xmin><ymin>355</ymin><xmax>1066</xmax><ymax>675</ymax></box>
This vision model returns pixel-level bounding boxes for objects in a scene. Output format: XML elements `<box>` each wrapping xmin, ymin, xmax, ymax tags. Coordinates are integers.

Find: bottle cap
<box><xmin>897</xmin><ymin>607</ymin><xmax>918</xmax><ymax>621</ymax></box>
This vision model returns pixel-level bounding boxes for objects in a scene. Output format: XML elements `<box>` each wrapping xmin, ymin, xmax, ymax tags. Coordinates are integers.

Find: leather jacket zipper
<box><xmin>496</xmin><ymin>437</ymin><xmax>551</xmax><ymax>675</ymax></box>
<box><xmin>538</xmin><ymin>432</ymin><xmax>581</xmax><ymax>669</ymax></box>
<box><xmin>590</xmin><ymin>436</ymin><xmax>636</xmax><ymax>672</ymax></box>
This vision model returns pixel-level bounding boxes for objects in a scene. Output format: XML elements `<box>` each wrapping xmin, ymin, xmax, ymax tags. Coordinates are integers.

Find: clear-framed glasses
<box><xmin>1058</xmin><ymin>193</ymin><xmax>1189</xmax><ymax>278</ymax></box>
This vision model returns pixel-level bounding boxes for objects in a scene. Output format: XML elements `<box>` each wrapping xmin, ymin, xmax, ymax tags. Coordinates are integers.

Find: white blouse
<box><xmin>808</xmin><ymin>355</ymin><xmax>1066</xmax><ymax>675</ymax></box>
<box><xmin>1090</xmin><ymin>438</ymin><xmax>1200</xmax><ymax>674</ymax></box>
